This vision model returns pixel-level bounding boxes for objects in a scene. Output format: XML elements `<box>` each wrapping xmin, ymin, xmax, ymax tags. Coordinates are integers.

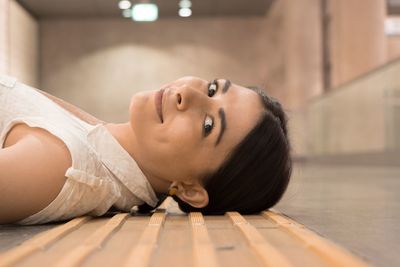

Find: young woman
<box><xmin>0</xmin><ymin>75</ymin><xmax>292</xmax><ymax>224</ymax></box>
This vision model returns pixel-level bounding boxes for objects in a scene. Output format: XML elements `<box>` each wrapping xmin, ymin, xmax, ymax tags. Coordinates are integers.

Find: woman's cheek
<box><xmin>169</xmin><ymin>120</ymin><xmax>197</xmax><ymax>144</ymax></box>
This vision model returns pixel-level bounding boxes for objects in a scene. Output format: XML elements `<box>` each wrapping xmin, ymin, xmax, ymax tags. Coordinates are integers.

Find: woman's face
<box><xmin>128</xmin><ymin>76</ymin><xmax>264</xmax><ymax>184</ymax></box>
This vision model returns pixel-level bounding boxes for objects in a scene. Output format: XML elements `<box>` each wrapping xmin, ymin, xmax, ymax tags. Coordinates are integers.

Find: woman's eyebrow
<box><xmin>215</xmin><ymin>108</ymin><xmax>226</xmax><ymax>147</ymax></box>
<box><xmin>221</xmin><ymin>79</ymin><xmax>231</xmax><ymax>94</ymax></box>
<box><xmin>213</xmin><ymin>79</ymin><xmax>230</xmax><ymax>147</ymax></box>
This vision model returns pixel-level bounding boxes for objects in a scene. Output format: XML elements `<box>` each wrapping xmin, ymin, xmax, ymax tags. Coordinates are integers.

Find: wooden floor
<box><xmin>0</xmin><ymin>198</ymin><xmax>371</xmax><ymax>267</ymax></box>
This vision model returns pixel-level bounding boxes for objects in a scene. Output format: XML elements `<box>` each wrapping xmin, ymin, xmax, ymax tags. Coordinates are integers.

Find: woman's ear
<box><xmin>173</xmin><ymin>180</ymin><xmax>209</xmax><ymax>208</ymax></box>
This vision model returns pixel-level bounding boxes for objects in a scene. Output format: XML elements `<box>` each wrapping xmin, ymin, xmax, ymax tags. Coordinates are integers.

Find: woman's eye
<box><xmin>204</xmin><ymin>116</ymin><xmax>214</xmax><ymax>136</ymax></box>
<box><xmin>207</xmin><ymin>80</ymin><xmax>218</xmax><ymax>97</ymax></box>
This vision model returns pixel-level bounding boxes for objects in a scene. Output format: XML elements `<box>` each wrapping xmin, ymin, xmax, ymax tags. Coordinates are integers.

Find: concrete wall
<box><xmin>9</xmin><ymin>0</ymin><xmax>39</xmax><ymax>86</ymax></box>
<box><xmin>258</xmin><ymin>0</ymin><xmax>323</xmax><ymax>110</ymax></box>
<box><xmin>0</xmin><ymin>0</ymin><xmax>9</xmax><ymax>74</ymax></box>
<box><xmin>328</xmin><ymin>0</ymin><xmax>387</xmax><ymax>88</ymax></box>
<box><xmin>288</xmin><ymin>0</ymin><xmax>400</xmax><ymax>156</ymax></box>
<box><xmin>1</xmin><ymin>0</ymin><xmax>39</xmax><ymax>85</ymax></box>
<box><xmin>39</xmin><ymin>0</ymin><xmax>323</xmax><ymax>122</ymax></box>
<box><xmin>282</xmin><ymin>0</ymin><xmax>323</xmax><ymax>109</ymax></box>
<box><xmin>39</xmin><ymin>16</ymin><xmax>282</xmax><ymax>121</ymax></box>
<box><xmin>291</xmin><ymin>58</ymin><xmax>400</xmax><ymax>156</ymax></box>
<box><xmin>388</xmin><ymin>35</ymin><xmax>400</xmax><ymax>60</ymax></box>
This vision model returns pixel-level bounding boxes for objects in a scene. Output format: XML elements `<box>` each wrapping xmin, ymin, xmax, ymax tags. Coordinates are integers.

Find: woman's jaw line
<box><xmin>141</xmin><ymin>168</ymin><xmax>174</xmax><ymax>195</ymax></box>
<box><xmin>104</xmin><ymin>122</ymin><xmax>173</xmax><ymax>195</ymax></box>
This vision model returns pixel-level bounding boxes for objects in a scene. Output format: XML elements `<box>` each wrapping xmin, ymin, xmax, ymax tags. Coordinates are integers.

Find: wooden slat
<box><xmin>226</xmin><ymin>211</ymin><xmax>295</xmax><ymax>267</ymax></box>
<box><xmin>55</xmin><ymin>213</ymin><xmax>129</xmax><ymax>267</ymax></box>
<box><xmin>189</xmin><ymin>212</ymin><xmax>219</xmax><ymax>267</ymax></box>
<box><xmin>263</xmin><ymin>210</ymin><xmax>372</xmax><ymax>267</ymax></box>
<box><xmin>123</xmin><ymin>211</ymin><xmax>167</xmax><ymax>267</ymax></box>
<box><xmin>0</xmin><ymin>216</ymin><xmax>90</xmax><ymax>267</ymax></box>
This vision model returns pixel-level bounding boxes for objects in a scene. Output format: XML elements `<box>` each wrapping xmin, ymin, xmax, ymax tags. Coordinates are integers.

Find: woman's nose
<box><xmin>174</xmin><ymin>84</ymin><xmax>209</xmax><ymax>111</ymax></box>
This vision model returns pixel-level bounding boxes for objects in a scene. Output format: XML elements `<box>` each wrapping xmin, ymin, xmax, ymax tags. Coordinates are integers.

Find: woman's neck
<box><xmin>103</xmin><ymin>122</ymin><xmax>171</xmax><ymax>195</ymax></box>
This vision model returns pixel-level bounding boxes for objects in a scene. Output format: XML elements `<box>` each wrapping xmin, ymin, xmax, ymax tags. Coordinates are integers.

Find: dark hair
<box><xmin>135</xmin><ymin>86</ymin><xmax>292</xmax><ymax>215</ymax></box>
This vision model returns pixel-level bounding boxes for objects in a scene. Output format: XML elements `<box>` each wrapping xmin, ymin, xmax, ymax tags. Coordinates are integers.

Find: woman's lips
<box><xmin>155</xmin><ymin>89</ymin><xmax>164</xmax><ymax>123</ymax></box>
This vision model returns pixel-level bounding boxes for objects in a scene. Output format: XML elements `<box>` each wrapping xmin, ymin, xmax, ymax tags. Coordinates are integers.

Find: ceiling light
<box><xmin>179</xmin><ymin>0</ymin><xmax>192</xmax><ymax>9</ymax></box>
<box><xmin>132</xmin><ymin>3</ymin><xmax>158</xmax><ymax>22</ymax></box>
<box><xmin>179</xmin><ymin>7</ymin><xmax>192</xmax><ymax>17</ymax></box>
<box><xmin>118</xmin><ymin>0</ymin><xmax>132</xmax><ymax>10</ymax></box>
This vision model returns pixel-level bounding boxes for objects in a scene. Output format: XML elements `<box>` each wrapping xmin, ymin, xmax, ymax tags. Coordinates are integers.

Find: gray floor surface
<box><xmin>276</xmin><ymin>161</ymin><xmax>400</xmax><ymax>267</ymax></box>
<box><xmin>0</xmin><ymin>223</ymin><xmax>57</xmax><ymax>252</ymax></box>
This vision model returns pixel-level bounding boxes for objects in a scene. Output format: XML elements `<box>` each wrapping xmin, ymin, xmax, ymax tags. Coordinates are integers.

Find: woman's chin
<box><xmin>128</xmin><ymin>91</ymin><xmax>160</xmax><ymax>133</ymax></box>
<box><xmin>129</xmin><ymin>92</ymin><xmax>146</xmax><ymax>116</ymax></box>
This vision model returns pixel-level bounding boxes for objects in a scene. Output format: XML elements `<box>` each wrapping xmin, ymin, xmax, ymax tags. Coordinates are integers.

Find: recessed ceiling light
<box><xmin>118</xmin><ymin>0</ymin><xmax>132</xmax><ymax>10</ymax></box>
<box><xmin>179</xmin><ymin>7</ymin><xmax>192</xmax><ymax>17</ymax></box>
<box><xmin>132</xmin><ymin>3</ymin><xmax>158</xmax><ymax>22</ymax></box>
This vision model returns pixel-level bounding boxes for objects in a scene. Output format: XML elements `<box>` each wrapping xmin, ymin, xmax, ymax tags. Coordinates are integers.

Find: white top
<box><xmin>0</xmin><ymin>74</ymin><xmax>159</xmax><ymax>224</ymax></box>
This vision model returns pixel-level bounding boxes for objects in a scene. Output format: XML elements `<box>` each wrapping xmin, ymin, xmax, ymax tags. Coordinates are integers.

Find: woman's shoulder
<box><xmin>3</xmin><ymin>123</ymin><xmax>28</xmax><ymax>148</ymax></box>
<box><xmin>3</xmin><ymin>123</ymin><xmax>71</xmax><ymax>162</ymax></box>
<box><xmin>0</xmin><ymin>123</ymin><xmax>70</xmax><ymax>224</ymax></box>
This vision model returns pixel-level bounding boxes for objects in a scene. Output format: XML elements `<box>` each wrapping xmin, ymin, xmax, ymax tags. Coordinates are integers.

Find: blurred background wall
<box><xmin>1</xmin><ymin>0</ymin><xmax>38</xmax><ymax>86</ymax></box>
<box><xmin>1</xmin><ymin>0</ymin><xmax>400</xmax><ymax>159</ymax></box>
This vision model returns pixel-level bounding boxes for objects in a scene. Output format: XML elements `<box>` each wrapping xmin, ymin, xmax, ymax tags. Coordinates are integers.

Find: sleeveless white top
<box><xmin>0</xmin><ymin>74</ymin><xmax>159</xmax><ymax>225</ymax></box>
